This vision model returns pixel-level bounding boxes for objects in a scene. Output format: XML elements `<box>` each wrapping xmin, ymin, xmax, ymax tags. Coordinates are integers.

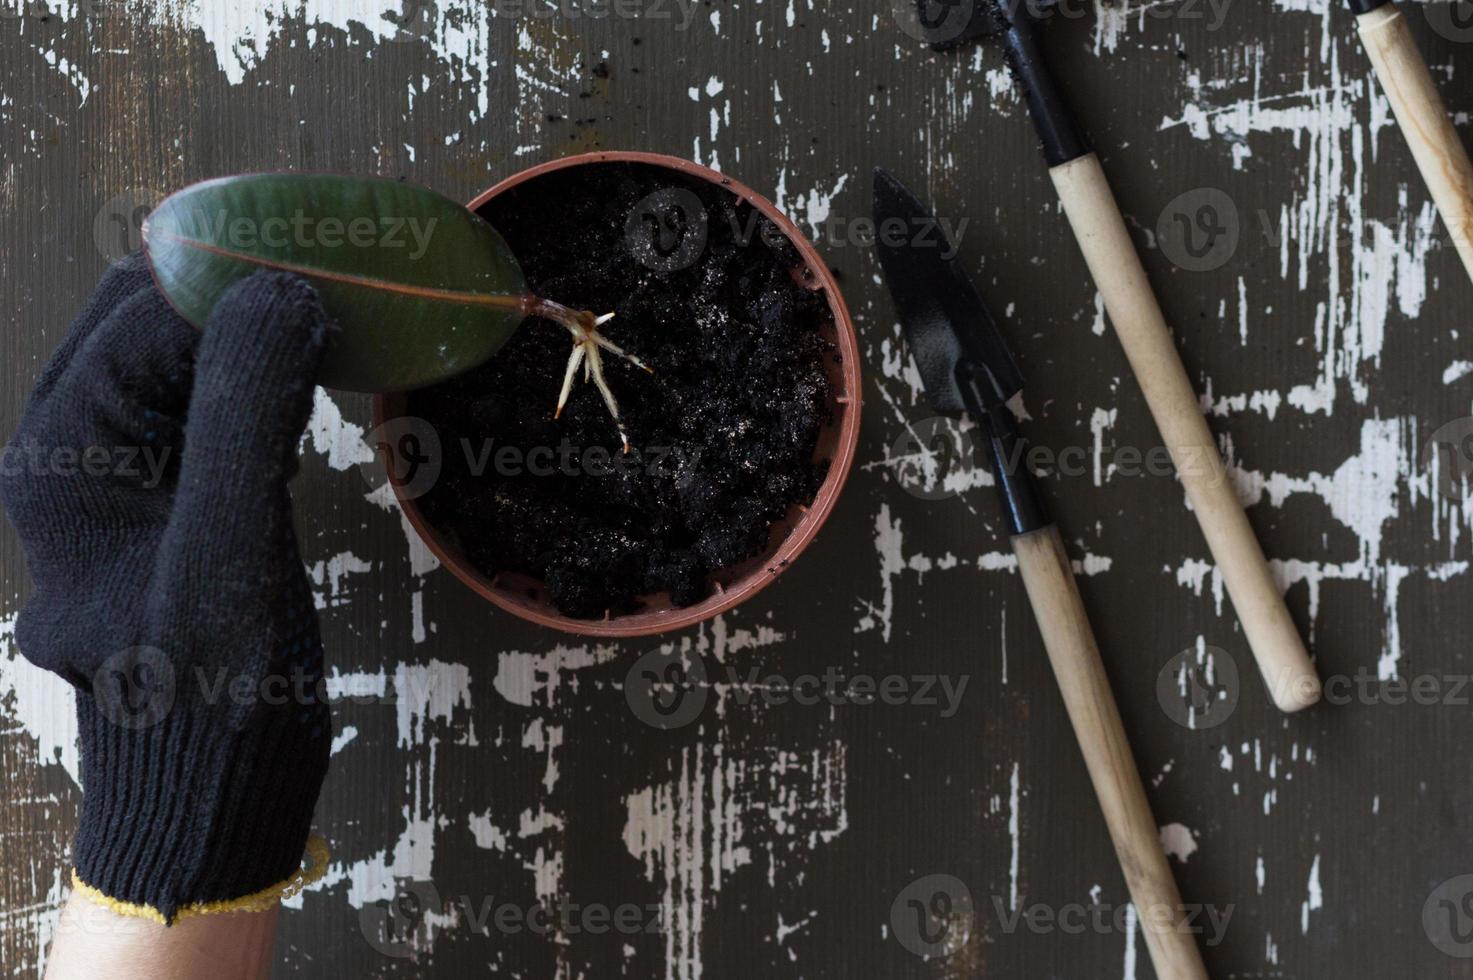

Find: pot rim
<box><xmin>375</xmin><ymin>150</ymin><xmax>862</xmax><ymax>637</ymax></box>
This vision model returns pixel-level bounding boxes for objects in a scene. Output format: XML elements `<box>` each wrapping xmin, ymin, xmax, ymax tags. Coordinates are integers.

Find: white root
<box><xmin>585</xmin><ymin>343</ymin><xmax>630</xmax><ymax>454</ymax></box>
<box><xmin>554</xmin><ymin>344</ymin><xmax>587</xmax><ymax>420</ymax></box>
<box><xmin>592</xmin><ymin>331</ymin><xmax>654</xmax><ymax>374</ymax></box>
<box><xmin>551</xmin><ymin>311</ymin><xmax>646</xmax><ymax>452</ymax></box>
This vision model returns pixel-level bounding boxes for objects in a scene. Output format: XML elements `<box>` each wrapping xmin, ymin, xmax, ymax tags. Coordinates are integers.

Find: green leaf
<box><xmin>144</xmin><ymin>173</ymin><xmax>530</xmax><ymax>392</ymax></box>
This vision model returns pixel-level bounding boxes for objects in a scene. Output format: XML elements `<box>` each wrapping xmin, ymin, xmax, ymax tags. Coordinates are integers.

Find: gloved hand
<box><xmin>0</xmin><ymin>254</ymin><xmax>335</xmax><ymax>923</ymax></box>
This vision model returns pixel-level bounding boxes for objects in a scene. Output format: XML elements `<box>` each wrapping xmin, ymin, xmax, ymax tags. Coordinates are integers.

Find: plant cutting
<box><xmin>146</xmin><ymin>159</ymin><xmax>862</xmax><ymax>634</ymax></box>
<box><xmin>145</xmin><ymin>173</ymin><xmax>652</xmax><ymax>448</ymax></box>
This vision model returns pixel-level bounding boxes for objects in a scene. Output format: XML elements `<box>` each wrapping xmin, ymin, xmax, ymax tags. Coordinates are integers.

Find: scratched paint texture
<box><xmin>3</xmin><ymin>0</ymin><xmax>1473</xmax><ymax>976</ymax></box>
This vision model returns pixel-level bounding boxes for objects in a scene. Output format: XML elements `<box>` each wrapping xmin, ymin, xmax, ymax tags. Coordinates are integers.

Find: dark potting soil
<box><xmin>408</xmin><ymin>162</ymin><xmax>833</xmax><ymax>619</ymax></box>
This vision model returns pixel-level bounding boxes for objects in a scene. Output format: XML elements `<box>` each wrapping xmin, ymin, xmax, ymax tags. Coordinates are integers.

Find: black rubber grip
<box><xmin>1003</xmin><ymin>25</ymin><xmax>1091</xmax><ymax>167</ymax></box>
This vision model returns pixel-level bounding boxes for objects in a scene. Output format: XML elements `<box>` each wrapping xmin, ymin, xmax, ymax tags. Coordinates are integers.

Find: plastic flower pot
<box><xmin>374</xmin><ymin>150</ymin><xmax>862</xmax><ymax>637</ymax></box>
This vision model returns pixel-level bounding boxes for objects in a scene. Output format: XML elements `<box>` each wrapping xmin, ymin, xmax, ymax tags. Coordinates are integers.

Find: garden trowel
<box><xmin>874</xmin><ymin>167</ymin><xmax>1210</xmax><ymax>980</ymax></box>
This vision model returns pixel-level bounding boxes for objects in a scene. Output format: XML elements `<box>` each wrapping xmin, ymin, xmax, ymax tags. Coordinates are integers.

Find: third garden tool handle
<box><xmin>1011</xmin><ymin>525</ymin><xmax>1210</xmax><ymax>980</ymax></box>
<box><xmin>1356</xmin><ymin>2</ymin><xmax>1473</xmax><ymax>284</ymax></box>
<box><xmin>1048</xmin><ymin>152</ymin><xmax>1321</xmax><ymax>714</ymax></box>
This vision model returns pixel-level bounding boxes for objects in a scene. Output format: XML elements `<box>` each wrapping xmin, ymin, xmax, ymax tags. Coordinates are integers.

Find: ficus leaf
<box><xmin>144</xmin><ymin>173</ymin><xmax>531</xmax><ymax>392</ymax></box>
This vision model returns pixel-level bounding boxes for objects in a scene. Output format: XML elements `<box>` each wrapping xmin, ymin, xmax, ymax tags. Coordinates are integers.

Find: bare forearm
<box><xmin>46</xmin><ymin>892</ymin><xmax>278</xmax><ymax>980</ymax></box>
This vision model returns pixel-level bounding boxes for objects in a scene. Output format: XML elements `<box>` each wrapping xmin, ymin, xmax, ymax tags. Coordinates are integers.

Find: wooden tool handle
<box><xmin>1357</xmin><ymin>3</ymin><xmax>1473</xmax><ymax>282</ymax></box>
<box><xmin>1012</xmin><ymin>525</ymin><xmax>1210</xmax><ymax>980</ymax></box>
<box><xmin>1049</xmin><ymin>153</ymin><xmax>1320</xmax><ymax>713</ymax></box>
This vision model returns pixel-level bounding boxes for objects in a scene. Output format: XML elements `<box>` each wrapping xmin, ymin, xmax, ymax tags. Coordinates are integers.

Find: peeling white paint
<box><xmin>623</xmin><ymin>742</ymin><xmax>845</xmax><ymax>980</ymax></box>
<box><xmin>1444</xmin><ymin>360</ymin><xmax>1473</xmax><ymax>385</ymax></box>
<box><xmin>1008</xmin><ymin>761</ymin><xmax>1021</xmax><ymax>912</ymax></box>
<box><xmin>0</xmin><ymin>613</ymin><xmax>79</xmax><ymax>785</ymax></box>
<box><xmin>305</xmin><ymin>387</ymin><xmax>375</xmax><ymax>472</ymax></box>
<box><xmin>1160</xmin><ymin>823</ymin><xmax>1199</xmax><ymax>864</ymax></box>
<box><xmin>329</xmin><ymin>725</ymin><xmax>359</xmax><ymax>755</ymax></box>
<box><xmin>395</xmin><ymin>659</ymin><xmax>474</xmax><ymax>748</ymax></box>
<box><xmin>493</xmin><ymin>643</ymin><xmax>620</xmax><ymax>708</ymax></box>
<box><xmin>1301</xmin><ymin>853</ymin><xmax>1322</xmax><ymax>934</ymax></box>
<box><xmin>307</xmin><ymin>549</ymin><xmax>374</xmax><ymax>608</ymax></box>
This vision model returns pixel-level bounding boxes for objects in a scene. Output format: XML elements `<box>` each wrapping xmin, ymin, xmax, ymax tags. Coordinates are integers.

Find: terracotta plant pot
<box><xmin>374</xmin><ymin>150</ymin><xmax>862</xmax><ymax>637</ymax></box>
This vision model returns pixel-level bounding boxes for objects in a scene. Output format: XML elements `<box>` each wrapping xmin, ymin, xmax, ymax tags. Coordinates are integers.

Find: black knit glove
<box><xmin>0</xmin><ymin>255</ymin><xmax>334</xmax><ymax>923</ymax></box>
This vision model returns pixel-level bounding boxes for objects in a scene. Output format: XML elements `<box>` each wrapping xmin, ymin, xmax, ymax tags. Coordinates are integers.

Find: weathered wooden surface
<box><xmin>3</xmin><ymin>1</ymin><xmax>1473</xmax><ymax>977</ymax></box>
